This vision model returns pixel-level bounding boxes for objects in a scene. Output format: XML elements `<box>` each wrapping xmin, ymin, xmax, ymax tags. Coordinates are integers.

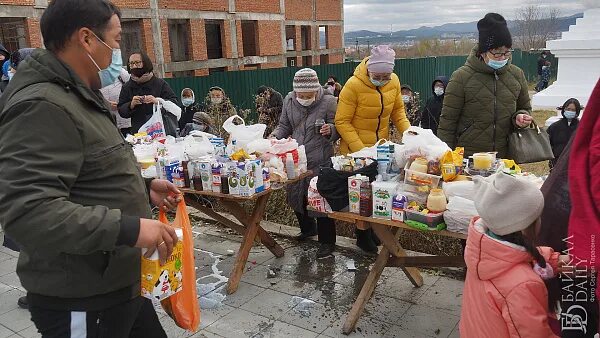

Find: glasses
<box><xmin>128</xmin><ymin>60</ymin><xmax>143</xmax><ymax>67</ymax></box>
<box><xmin>488</xmin><ymin>49</ymin><xmax>514</xmax><ymax>58</ymax></box>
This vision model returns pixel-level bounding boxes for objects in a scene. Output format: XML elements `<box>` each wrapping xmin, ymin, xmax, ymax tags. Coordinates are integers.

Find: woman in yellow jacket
<box><xmin>335</xmin><ymin>45</ymin><xmax>411</xmax><ymax>253</ymax></box>
<box><xmin>335</xmin><ymin>45</ymin><xmax>411</xmax><ymax>155</ymax></box>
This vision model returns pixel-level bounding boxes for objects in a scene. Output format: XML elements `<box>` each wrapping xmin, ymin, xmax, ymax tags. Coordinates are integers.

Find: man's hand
<box><xmin>149</xmin><ymin>179</ymin><xmax>182</xmax><ymax>211</ymax></box>
<box><xmin>144</xmin><ymin>95</ymin><xmax>159</xmax><ymax>105</ymax></box>
<box><xmin>320</xmin><ymin>124</ymin><xmax>332</xmax><ymax>136</ymax></box>
<box><xmin>516</xmin><ymin>114</ymin><xmax>533</xmax><ymax>128</ymax></box>
<box><xmin>109</xmin><ymin>101</ymin><xmax>118</xmax><ymax>110</ymax></box>
<box><xmin>136</xmin><ymin>218</ymin><xmax>178</xmax><ymax>265</ymax></box>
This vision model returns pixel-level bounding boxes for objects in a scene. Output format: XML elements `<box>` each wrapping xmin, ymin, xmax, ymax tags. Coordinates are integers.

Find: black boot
<box><xmin>316</xmin><ymin>244</ymin><xmax>335</xmax><ymax>259</ymax></box>
<box><xmin>17</xmin><ymin>296</ymin><xmax>28</xmax><ymax>309</ymax></box>
<box><xmin>356</xmin><ymin>229</ymin><xmax>378</xmax><ymax>254</ymax></box>
<box><xmin>295</xmin><ymin>212</ymin><xmax>317</xmax><ymax>241</ymax></box>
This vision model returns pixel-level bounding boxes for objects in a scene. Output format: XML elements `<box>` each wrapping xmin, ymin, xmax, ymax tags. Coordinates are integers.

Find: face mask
<box><xmin>7</xmin><ymin>72</ymin><xmax>14</xmax><ymax>81</ymax></box>
<box><xmin>370</xmin><ymin>78</ymin><xmax>388</xmax><ymax>87</ymax></box>
<box><xmin>130</xmin><ymin>68</ymin><xmax>146</xmax><ymax>77</ymax></box>
<box><xmin>487</xmin><ymin>58</ymin><xmax>508</xmax><ymax>70</ymax></box>
<box><xmin>402</xmin><ymin>95</ymin><xmax>411</xmax><ymax>104</ymax></box>
<box><xmin>87</xmin><ymin>33</ymin><xmax>122</xmax><ymax>88</ymax></box>
<box><xmin>434</xmin><ymin>87</ymin><xmax>444</xmax><ymax>96</ymax></box>
<box><xmin>211</xmin><ymin>97</ymin><xmax>223</xmax><ymax>104</ymax></box>
<box><xmin>182</xmin><ymin>98</ymin><xmax>194</xmax><ymax>107</ymax></box>
<box><xmin>193</xmin><ymin>123</ymin><xmax>207</xmax><ymax>132</ymax></box>
<box><xmin>297</xmin><ymin>97</ymin><xmax>315</xmax><ymax>106</ymax></box>
<box><xmin>564</xmin><ymin>110</ymin><xmax>577</xmax><ymax>120</ymax></box>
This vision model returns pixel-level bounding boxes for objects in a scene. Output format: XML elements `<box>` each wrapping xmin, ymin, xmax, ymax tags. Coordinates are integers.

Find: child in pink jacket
<box><xmin>460</xmin><ymin>173</ymin><xmax>562</xmax><ymax>338</ymax></box>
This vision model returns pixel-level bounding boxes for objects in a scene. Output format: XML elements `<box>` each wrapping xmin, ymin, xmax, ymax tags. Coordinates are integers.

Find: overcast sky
<box><xmin>343</xmin><ymin>0</ymin><xmax>599</xmax><ymax>32</ymax></box>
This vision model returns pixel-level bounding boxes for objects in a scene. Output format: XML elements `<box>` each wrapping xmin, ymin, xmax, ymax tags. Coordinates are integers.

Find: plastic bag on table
<box><xmin>307</xmin><ymin>176</ymin><xmax>332</xmax><ymax>213</ymax></box>
<box><xmin>247</xmin><ymin>139</ymin><xmax>272</xmax><ymax>155</ymax></box>
<box><xmin>183</xmin><ymin>135</ymin><xmax>214</xmax><ymax>160</ymax></box>
<box><xmin>444</xmin><ymin>196</ymin><xmax>478</xmax><ymax>234</ymax></box>
<box><xmin>442</xmin><ymin>180</ymin><xmax>475</xmax><ymax>200</ymax></box>
<box><xmin>269</xmin><ymin>138</ymin><xmax>299</xmax><ymax>155</ymax></box>
<box><xmin>138</xmin><ymin>103</ymin><xmax>167</xmax><ymax>141</ymax></box>
<box><xmin>158</xmin><ymin>200</ymin><xmax>201</xmax><ymax>332</ymax></box>
<box><xmin>402</xmin><ymin>126</ymin><xmax>450</xmax><ymax>160</ymax></box>
<box><xmin>223</xmin><ymin>115</ymin><xmax>266</xmax><ymax>151</ymax></box>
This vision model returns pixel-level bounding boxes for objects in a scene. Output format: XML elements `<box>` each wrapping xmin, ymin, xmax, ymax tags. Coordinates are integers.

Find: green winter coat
<box><xmin>437</xmin><ymin>45</ymin><xmax>531</xmax><ymax>158</ymax></box>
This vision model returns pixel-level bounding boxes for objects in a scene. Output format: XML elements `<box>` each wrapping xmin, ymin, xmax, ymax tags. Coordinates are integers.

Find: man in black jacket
<box><xmin>0</xmin><ymin>1</ymin><xmax>180</xmax><ymax>336</ymax></box>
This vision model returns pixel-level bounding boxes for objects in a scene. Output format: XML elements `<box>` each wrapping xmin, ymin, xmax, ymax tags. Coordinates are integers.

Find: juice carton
<box><xmin>238</xmin><ymin>161</ymin><xmax>257</xmax><ymax>197</ymax></box>
<box><xmin>348</xmin><ymin>174</ymin><xmax>369</xmax><ymax>214</ymax></box>
<box><xmin>141</xmin><ymin>229</ymin><xmax>183</xmax><ymax>301</ymax></box>
<box><xmin>227</xmin><ymin>162</ymin><xmax>241</xmax><ymax>196</ymax></box>
<box><xmin>372</xmin><ymin>180</ymin><xmax>398</xmax><ymax>219</ymax></box>
<box><xmin>198</xmin><ymin>161</ymin><xmax>213</xmax><ymax>191</ymax></box>
<box><xmin>263</xmin><ymin>168</ymin><xmax>271</xmax><ymax>190</ymax></box>
<box><xmin>211</xmin><ymin>163</ymin><xmax>222</xmax><ymax>193</ymax></box>
<box><xmin>392</xmin><ymin>194</ymin><xmax>408</xmax><ymax>222</ymax></box>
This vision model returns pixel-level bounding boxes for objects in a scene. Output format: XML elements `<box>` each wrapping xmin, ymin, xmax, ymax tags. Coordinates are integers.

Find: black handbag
<box><xmin>508</xmin><ymin>120</ymin><xmax>554</xmax><ymax>164</ymax></box>
<box><xmin>161</xmin><ymin>110</ymin><xmax>179</xmax><ymax>137</ymax></box>
<box><xmin>316</xmin><ymin>160</ymin><xmax>378</xmax><ymax>211</ymax></box>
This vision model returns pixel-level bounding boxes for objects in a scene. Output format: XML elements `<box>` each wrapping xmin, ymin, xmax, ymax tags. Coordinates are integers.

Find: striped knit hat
<box><xmin>293</xmin><ymin>68</ymin><xmax>321</xmax><ymax>93</ymax></box>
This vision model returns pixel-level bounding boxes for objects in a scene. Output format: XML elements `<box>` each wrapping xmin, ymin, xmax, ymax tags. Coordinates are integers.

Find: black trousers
<box><xmin>295</xmin><ymin>211</ymin><xmax>336</xmax><ymax>244</ymax></box>
<box><xmin>28</xmin><ymin>296</ymin><xmax>167</xmax><ymax>338</ymax></box>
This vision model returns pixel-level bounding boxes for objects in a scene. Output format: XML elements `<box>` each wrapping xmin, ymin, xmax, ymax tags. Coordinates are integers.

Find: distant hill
<box><xmin>344</xmin><ymin>13</ymin><xmax>583</xmax><ymax>44</ymax></box>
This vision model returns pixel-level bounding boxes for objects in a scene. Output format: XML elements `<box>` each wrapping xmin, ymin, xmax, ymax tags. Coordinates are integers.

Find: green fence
<box><xmin>165</xmin><ymin>50</ymin><xmax>552</xmax><ymax>122</ymax></box>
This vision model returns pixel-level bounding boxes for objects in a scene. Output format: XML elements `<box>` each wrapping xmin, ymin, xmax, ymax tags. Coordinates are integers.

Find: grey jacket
<box><xmin>272</xmin><ymin>87</ymin><xmax>339</xmax><ymax>213</ymax></box>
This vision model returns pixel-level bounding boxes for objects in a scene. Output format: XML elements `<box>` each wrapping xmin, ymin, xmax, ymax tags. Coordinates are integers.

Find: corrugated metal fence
<box><xmin>165</xmin><ymin>50</ymin><xmax>553</xmax><ymax>122</ymax></box>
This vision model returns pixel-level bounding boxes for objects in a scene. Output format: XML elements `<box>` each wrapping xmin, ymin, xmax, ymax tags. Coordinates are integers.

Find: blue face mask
<box><xmin>487</xmin><ymin>58</ymin><xmax>508</xmax><ymax>70</ymax></box>
<box><xmin>370</xmin><ymin>78</ymin><xmax>389</xmax><ymax>87</ymax></box>
<box><xmin>88</xmin><ymin>33</ymin><xmax>123</xmax><ymax>88</ymax></box>
<box><xmin>564</xmin><ymin>110</ymin><xmax>577</xmax><ymax>120</ymax></box>
<box><xmin>182</xmin><ymin>98</ymin><xmax>194</xmax><ymax>107</ymax></box>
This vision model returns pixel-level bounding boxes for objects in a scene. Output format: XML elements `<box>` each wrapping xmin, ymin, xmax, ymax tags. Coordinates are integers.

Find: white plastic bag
<box><xmin>442</xmin><ymin>181</ymin><xmax>475</xmax><ymax>200</ymax></box>
<box><xmin>444</xmin><ymin>196</ymin><xmax>478</xmax><ymax>234</ymax></box>
<box><xmin>307</xmin><ymin>177</ymin><xmax>332</xmax><ymax>213</ymax></box>
<box><xmin>158</xmin><ymin>98</ymin><xmax>182</xmax><ymax>121</ymax></box>
<box><xmin>269</xmin><ymin>138</ymin><xmax>299</xmax><ymax>155</ymax></box>
<box><xmin>247</xmin><ymin>139</ymin><xmax>272</xmax><ymax>154</ymax></box>
<box><xmin>183</xmin><ymin>135</ymin><xmax>214</xmax><ymax>160</ymax></box>
<box><xmin>138</xmin><ymin>104</ymin><xmax>166</xmax><ymax>140</ymax></box>
<box><xmin>402</xmin><ymin>126</ymin><xmax>450</xmax><ymax>160</ymax></box>
<box><xmin>223</xmin><ymin>115</ymin><xmax>266</xmax><ymax>151</ymax></box>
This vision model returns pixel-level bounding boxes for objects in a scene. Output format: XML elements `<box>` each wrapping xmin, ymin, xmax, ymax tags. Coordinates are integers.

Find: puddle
<box><xmin>195</xmin><ymin>249</ymin><xmax>228</xmax><ymax>309</ymax></box>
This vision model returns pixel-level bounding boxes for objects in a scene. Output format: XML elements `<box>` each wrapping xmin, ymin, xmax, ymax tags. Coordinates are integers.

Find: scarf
<box><xmin>131</xmin><ymin>72</ymin><xmax>154</xmax><ymax>84</ymax></box>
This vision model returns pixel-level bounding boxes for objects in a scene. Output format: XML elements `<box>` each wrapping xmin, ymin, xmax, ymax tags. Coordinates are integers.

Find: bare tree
<box><xmin>513</xmin><ymin>5</ymin><xmax>561</xmax><ymax>51</ymax></box>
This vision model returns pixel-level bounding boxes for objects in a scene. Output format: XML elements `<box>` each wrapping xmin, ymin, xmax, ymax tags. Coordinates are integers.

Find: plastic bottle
<box><xmin>220</xmin><ymin>167</ymin><xmax>230</xmax><ymax>194</ymax></box>
<box><xmin>286</xmin><ymin>153</ymin><xmax>297</xmax><ymax>179</ymax></box>
<box><xmin>298</xmin><ymin>145</ymin><xmax>308</xmax><ymax>174</ymax></box>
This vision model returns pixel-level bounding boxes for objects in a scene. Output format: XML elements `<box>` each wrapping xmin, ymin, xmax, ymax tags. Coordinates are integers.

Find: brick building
<box><xmin>0</xmin><ymin>0</ymin><xmax>344</xmax><ymax>77</ymax></box>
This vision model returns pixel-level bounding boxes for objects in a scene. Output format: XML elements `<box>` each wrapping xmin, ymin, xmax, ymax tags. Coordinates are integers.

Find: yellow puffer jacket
<box><xmin>335</xmin><ymin>57</ymin><xmax>410</xmax><ymax>154</ymax></box>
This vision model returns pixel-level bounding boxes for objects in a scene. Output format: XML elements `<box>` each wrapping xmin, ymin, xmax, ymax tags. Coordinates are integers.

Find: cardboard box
<box><xmin>141</xmin><ymin>229</ymin><xmax>183</xmax><ymax>301</ymax></box>
<box><xmin>227</xmin><ymin>162</ymin><xmax>241</xmax><ymax>196</ymax></box>
<box><xmin>198</xmin><ymin>161</ymin><xmax>213</xmax><ymax>191</ymax></box>
<box><xmin>348</xmin><ymin>175</ymin><xmax>369</xmax><ymax>214</ymax></box>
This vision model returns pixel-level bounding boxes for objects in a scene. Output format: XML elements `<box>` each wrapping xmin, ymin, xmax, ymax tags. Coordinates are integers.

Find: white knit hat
<box><xmin>293</xmin><ymin>68</ymin><xmax>321</xmax><ymax>93</ymax></box>
<box><xmin>473</xmin><ymin>173</ymin><xmax>544</xmax><ymax>236</ymax></box>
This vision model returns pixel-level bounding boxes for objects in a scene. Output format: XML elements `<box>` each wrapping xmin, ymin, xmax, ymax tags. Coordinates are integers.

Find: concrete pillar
<box><xmin>228</xmin><ymin>0</ymin><xmax>239</xmax><ymax>70</ymax></box>
<box><xmin>279</xmin><ymin>0</ymin><xmax>286</xmax><ymax>66</ymax></box>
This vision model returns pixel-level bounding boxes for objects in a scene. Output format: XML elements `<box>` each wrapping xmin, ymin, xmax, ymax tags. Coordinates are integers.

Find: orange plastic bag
<box><xmin>159</xmin><ymin>200</ymin><xmax>201</xmax><ymax>332</ymax></box>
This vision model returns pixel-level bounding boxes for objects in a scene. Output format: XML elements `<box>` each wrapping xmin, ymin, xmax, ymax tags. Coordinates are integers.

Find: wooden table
<box><xmin>327</xmin><ymin>211</ymin><xmax>467</xmax><ymax>335</ymax></box>
<box><xmin>182</xmin><ymin>171</ymin><xmax>312</xmax><ymax>295</ymax></box>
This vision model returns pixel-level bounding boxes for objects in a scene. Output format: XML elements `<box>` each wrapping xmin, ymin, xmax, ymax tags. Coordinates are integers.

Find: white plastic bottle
<box><xmin>286</xmin><ymin>153</ymin><xmax>297</xmax><ymax>179</ymax></box>
<box><xmin>298</xmin><ymin>145</ymin><xmax>308</xmax><ymax>174</ymax></box>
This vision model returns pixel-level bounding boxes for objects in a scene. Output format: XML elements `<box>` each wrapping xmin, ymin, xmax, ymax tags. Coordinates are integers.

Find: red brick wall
<box><xmin>194</xmin><ymin>69</ymin><xmax>209</xmax><ymax>76</ymax></box>
<box><xmin>140</xmin><ymin>19</ymin><xmax>156</xmax><ymax>63</ymax></box>
<box><xmin>329</xmin><ymin>53</ymin><xmax>343</xmax><ymax>64</ymax></box>
<box><xmin>25</xmin><ymin>18</ymin><xmax>42</xmax><ymax>48</ymax></box>
<box><xmin>0</xmin><ymin>0</ymin><xmax>34</xmax><ymax>5</ymax></box>
<box><xmin>160</xmin><ymin>19</ymin><xmax>171</xmax><ymax>64</ymax></box>
<box><xmin>235</xmin><ymin>21</ymin><xmax>244</xmax><ymax>57</ymax></box>
<box><xmin>235</xmin><ymin>0</ymin><xmax>280</xmax><ymax>13</ymax></box>
<box><xmin>261</xmin><ymin>61</ymin><xmax>284</xmax><ymax>69</ymax></box>
<box><xmin>326</xmin><ymin>25</ymin><xmax>343</xmax><ymax>49</ymax></box>
<box><xmin>284</xmin><ymin>0</ymin><xmax>312</xmax><ymax>20</ymax></box>
<box><xmin>257</xmin><ymin>21</ymin><xmax>282</xmax><ymax>56</ymax></box>
<box><xmin>294</xmin><ymin>26</ymin><xmax>302</xmax><ymax>51</ymax></box>
<box><xmin>222</xmin><ymin>21</ymin><xmax>234</xmax><ymax>58</ymax></box>
<box><xmin>316</xmin><ymin>0</ymin><xmax>342</xmax><ymax>20</ymax></box>
<box><xmin>111</xmin><ymin>0</ymin><xmax>149</xmax><ymax>8</ymax></box>
<box><xmin>189</xmin><ymin>19</ymin><xmax>208</xmax><ymax>61</ymax></box>
<box><xmin>157</xmin><ymin>0</ymin><xmax>227</xmax><ymax>11</ymax></box>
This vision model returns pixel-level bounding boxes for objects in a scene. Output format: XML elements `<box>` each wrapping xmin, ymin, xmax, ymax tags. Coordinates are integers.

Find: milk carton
<box><xmin>211</xmin><ymin>163</ymin><xmax>222</xmax><ymax>193</ymax></box>
<box><xmin>372</xmin><ymin>180</ymin><xmax>398</xmax><ymax>219</ymax></box>
<box><xmin>348</xmin><ymin>174</ymin><xmax>368</xmax><ymax>214</ymax></box>
<box><xmin>198</xmin><ymin>161</ymin><xmax>213</xmax><ymax>191</ymax></box>
<box><xmin>141</xmin><ymin>229</ymin><xmax>183</xmax><ymax>301</ymax></box>
<box><xmin>237</xmin><ymin>162</ymin><xmax>253</xmax><ymax>197</ymax></box>
<box><xmin>250</xmin><ymin>160</ymin><xmax>265</xmax><ymax>193</ymax></box>
<box><xmin>392</xmin><ymin>194</ymin><xmax>408</xmax><ymax>222</ymax></box>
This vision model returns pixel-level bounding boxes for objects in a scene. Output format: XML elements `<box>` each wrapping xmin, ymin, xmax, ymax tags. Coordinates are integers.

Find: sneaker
<box><xmin>316</xmin><ymin>244</ymin><xmax>335</xmax><ymax>259</ymax></box>
<box><xmin>17</xmin><ymin>296</ymin><xmax>28</xmax><ymax>309</ymax></box>
<box><xmin>295</xmin><ymin>231</ymin><xmax>317</xmax><ymax>242</ymax></box>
